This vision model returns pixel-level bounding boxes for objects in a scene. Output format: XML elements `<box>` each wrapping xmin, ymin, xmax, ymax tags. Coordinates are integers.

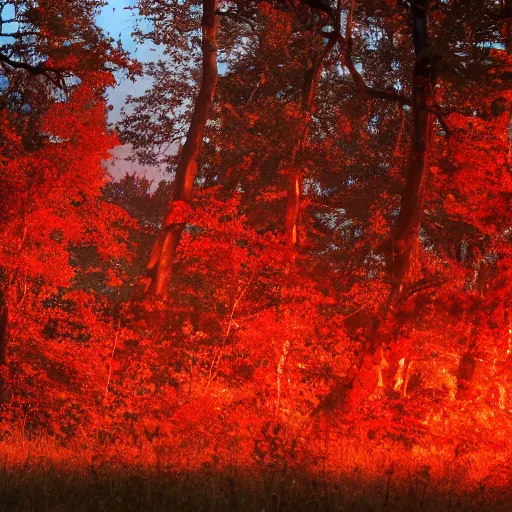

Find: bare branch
<box><xmin>0</xmin><ymin>52</ymin><xmax>66</xmax><ymax>89</ymax></box>
<box><xmin>215</xmin><ymin>8</ymin><xmax>257</xmax><ymax>28</ymax></box>
<box><xmin>301</xmin><ymin>0</ymin><xmax>337</xmax><ymax>21</ymax></box>
<box><xmin>340</xmin><ymin>0</ymin><xmax>410</xmax><ymax>106</ymax></box>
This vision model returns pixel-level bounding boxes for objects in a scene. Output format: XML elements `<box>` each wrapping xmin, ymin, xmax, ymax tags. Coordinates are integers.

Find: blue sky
<box><xmin>97</xmin><ymin>0</ymin><xmax>157</xmax><ymax>122</ymax></box>
<box><xmin>97</xmin><ymin>1</ymin><xmax>168</xmax><ymax>183</ymax></box>
<box><xmin>97</xmin><ymin>0</ymin><xmax>138</xmax><ymax>53</ymax></box>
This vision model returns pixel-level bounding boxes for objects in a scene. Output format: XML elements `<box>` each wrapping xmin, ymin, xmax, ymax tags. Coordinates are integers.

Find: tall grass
<box><xmin>0</xmin><ymin>431</ymin><xmax>511</xmax><ymax>511</ymax></box>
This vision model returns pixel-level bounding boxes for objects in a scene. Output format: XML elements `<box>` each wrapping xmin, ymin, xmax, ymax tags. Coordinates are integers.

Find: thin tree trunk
<box><xmin>146</xmin><ymin>0</ymin><xmax>219</xmax><ymax>301</ymax></box>
<box><xmin>0</xmin><ymin>288</ymin><xmax>7</xmax><ymax>365</ymax></box>
<box><xmin>390</xmin><ymin>0</ymin><xmax>434</xmax><ymax>299</ymax></box>
<box><xmin>504</xmin><ymin>0</ymin><xmax>512</xmax><ymax>53</ymax></box>
<box><xmin>285</xmin><ymin>173</ymin><xmax>301</xmax><ymax>246</ymax></box>
<box><xmin>284</xmin><ymin>63</ymin><xmax>319</xmax><ymax>247</ymax></box>
<box><xmin>285</xmin><ymin>37</ymin><xmax>335</xmax><ymax>246</ymax></box>
<box><xmin>503</xmin><ymin>1</ymin><xmax>512</xmax><ymax>166</ymax></box>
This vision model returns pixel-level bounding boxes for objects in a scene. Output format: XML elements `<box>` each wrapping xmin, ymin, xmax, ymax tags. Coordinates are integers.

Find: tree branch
<box><xmin>0</xmin><ymin>52</ymin><xmax>66</xmax><ymax>89</ymax></box>
<box><xmin>301</xmin><ymin>0</ymin><xmax>337</xmax><ymax>21</ymax></box>
<box><xmin>215</xmin><ymin>8</ymin><xmax>257</xmax><ymax>28</ymax></box>
<box><xmin>340</xmin><ymin>0</ymin><xmax>410</xmax><ymax>106</ymax></box>
<box><xmin>0</xmin><ymin>30</ymin><xmax>39</xmax><ymax>39</ymax></box>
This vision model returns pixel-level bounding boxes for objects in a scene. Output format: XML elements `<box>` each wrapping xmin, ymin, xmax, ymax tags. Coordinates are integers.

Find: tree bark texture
<box><xmin>390</xmin><ymin>0</ymin><xmax>434</xmax><ymax>299</ymax></box>
<box><xmin>146</xmin><ymin>0</ymin><xmax>219</xmax><ymax>300</ymax></box>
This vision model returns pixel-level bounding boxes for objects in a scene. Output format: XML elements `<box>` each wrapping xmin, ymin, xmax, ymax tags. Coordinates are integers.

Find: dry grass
<box><xmin>0</xmin><ymin>432</ymin><xmax>510</xmax><ymax>511</ymax></box>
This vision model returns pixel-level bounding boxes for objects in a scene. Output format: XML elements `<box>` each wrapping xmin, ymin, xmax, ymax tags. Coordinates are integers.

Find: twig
<box><xmin>206</xmin><ymin>266</ymin><xmax>257</xmax><ymax>389</ymax></box>
<box><xmin>104</xmin><ymin>316</ymin><xmax>121</xmax><ymax>400</ymax></box>
<box><xmin>0</xmin><ymin>52</ymin><xmax>67</xmax><ymax>90</ymax></box>
<box><xmin>104</xmin><ymin>288</ymin><xmax>136</xmax><ymax>400</ymax></box>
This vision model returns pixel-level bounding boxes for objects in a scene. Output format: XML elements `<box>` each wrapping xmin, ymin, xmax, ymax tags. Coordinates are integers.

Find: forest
<box><xmin>0</xmin><ymin>0</ymin><xmax>511</xmax><ymax>510</ymax></box>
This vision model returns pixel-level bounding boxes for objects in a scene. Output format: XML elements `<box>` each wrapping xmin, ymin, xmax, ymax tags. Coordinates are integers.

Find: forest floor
<box><xmin>0</xmin><ymin>432</ymin><xmax>511</xmax><ymax>512</ymax></box>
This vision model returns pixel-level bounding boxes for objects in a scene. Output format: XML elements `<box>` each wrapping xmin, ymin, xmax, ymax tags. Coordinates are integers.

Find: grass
<box><xmin>0</xmin><ymin>432</ymin><xmax>510</xmax><ymax>511</ymax></box>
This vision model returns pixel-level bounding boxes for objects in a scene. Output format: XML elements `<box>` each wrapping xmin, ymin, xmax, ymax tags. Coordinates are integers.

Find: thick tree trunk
<box><xmin>146</xmin><ymin>0</ymin><xmax>218</xmax><ymax>300</ymax></box>
<box><xmin>312</xmin><ymin>2</ymin><xmax>435</xmax><ymax>418</ymax></box>
<box><xmin>390</xmin><ymin>0</ymin><xmax>434</xmax><ymax>299</ymax></box>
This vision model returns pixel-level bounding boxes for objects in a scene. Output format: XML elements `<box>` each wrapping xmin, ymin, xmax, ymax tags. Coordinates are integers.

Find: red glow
<box><xmin>0</xmin><ymin>0</ymin><xmax>511</xmax><ymax>509</ymax></box>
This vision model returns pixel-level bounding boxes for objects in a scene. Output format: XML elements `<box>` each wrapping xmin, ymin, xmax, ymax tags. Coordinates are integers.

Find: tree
<box><xmin>142</xmin><ymin>0</ymin><xmax>219</xmax><ymax>304</ymax></box>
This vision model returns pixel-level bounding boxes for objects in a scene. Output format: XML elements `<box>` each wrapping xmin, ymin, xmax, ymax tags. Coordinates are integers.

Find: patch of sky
<box><xmin>1</xmin><ymin>4</ymin><xmax>21</xmax><ymax>45</ymax></box>
<box><xmin>99</xmin><ymin>1</ymin><xmax>173</xmax><ymax>183</ymax></box>
<box><xmin>368</xmin><ymin>114</ymin><xmax>379</xmax><ymax>135</ymax></box>
<box><xmin>317</xmin><ymin>208</ymin><xmax>351</xmax><ymax>232</ymax></box>
<box><xmin>364</xmin><ymin>250</ymin><xmax>385</xmax><ymax>267</ymax></box>
<box><xmin>477</xmin><ymin>41</ymin><xmax>506</xmax><ymax>50</ymax></box>
<box><xmin>304</xmin><ymin>178</ymin><xmax>335</xmax><ymax>198</ymax></box>
<box><xmin>98</xmin><ymin>0</ymin><xmax>164</xmax><ymax>122</ymax></box>
<box><xmin>0</xmin><ymin>3</ymin><xmax>15</xmax><ymax>26</ymax></box>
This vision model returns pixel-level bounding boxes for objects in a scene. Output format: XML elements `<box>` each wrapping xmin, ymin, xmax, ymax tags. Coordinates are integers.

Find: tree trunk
<box><xmin>390</xmin><ymin>0</ymin><xmax>434</xmax><ymax>299</ymax></box>
<box><xmin>0</xmin><ymin>288</ymin><xmax>7</xmax><ymax>366</ymax></box>
<box><xmin>503</xmin><ymin>0</ymin><xmax>512</xmax><ymax>52</ymax></box>
<box><xmin>284</xmin><ymin>64</ymin><xmax>319</xmax><ymax>247</ymax></box>
<box><xmin>312</xmin><ymin>1</ymin><xmax>435</xmax><ymax>417</ymax></box>
<box><xmin>503</xmin><ymin>1</ymin><xmax>512</xmax><ymax>167</ymax></box>
<box><xmin>285</xmin><ymin>37</ymin><xmax>334</xmax><ymax>246</ymax></box>
<box><xmin>146</xmin><ymin>0</ymin><xmax>219</xmax><ymax>301</ymax></box>
<box><xmin>285</xmin><ymin>173</ymin><xmax>301</xmax><ymax>246</ymax></box>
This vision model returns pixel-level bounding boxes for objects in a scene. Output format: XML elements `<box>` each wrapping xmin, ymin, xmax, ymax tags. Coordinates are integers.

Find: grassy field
<box><xmin>0</xmin><ymin>433</ymin><xmax>510</xmax><ymax>511</ymax></box>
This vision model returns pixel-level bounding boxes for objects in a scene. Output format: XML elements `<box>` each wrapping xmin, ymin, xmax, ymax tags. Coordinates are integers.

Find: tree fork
<box><xmin>311</xmin><ymin>0</ymin><xmax>435</xmax><ymax>417</ymax></box>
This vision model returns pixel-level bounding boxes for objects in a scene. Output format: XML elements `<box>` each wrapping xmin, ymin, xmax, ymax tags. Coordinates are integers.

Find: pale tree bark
<box><xmin>285</xmin><ymin>173</ymin><xmax>301</xmax><ymax>246</ymax></box>
<box><xmin>146</xmin><ymin>0</ymin><xmax>219</xmax><ymax>301</ymax></box>
<box><xmin>283</xmin><ymin>75</ymin><xmax>316</xmax><ymax>247</ymax></box>
<box><xmin>284</xmin><ymin>36</ymin><xmax>336</xmax><ymax>246</ymax></box>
